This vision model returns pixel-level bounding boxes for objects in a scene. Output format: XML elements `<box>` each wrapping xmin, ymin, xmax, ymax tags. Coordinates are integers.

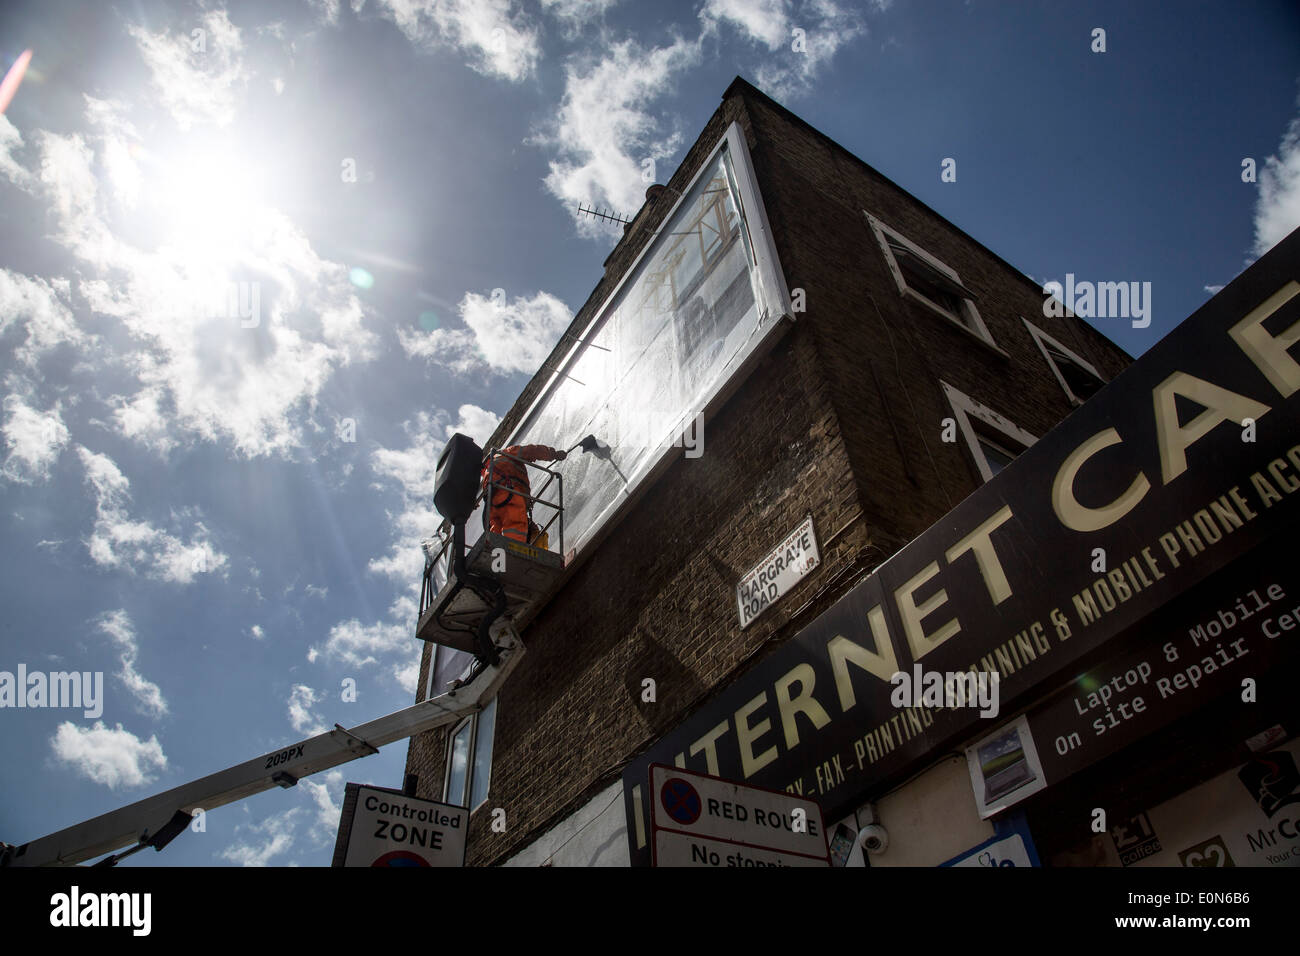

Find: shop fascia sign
<box><xmin>622</xmin><ymin>230</ymin><xmax>1300</xmax><ymax>866</ymax></box>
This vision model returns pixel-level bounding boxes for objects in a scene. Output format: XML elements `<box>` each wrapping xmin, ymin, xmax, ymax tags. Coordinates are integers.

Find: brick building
<box><xmin>402</xmin><ymin>77</ymin><xmax>1300</xmax><ymax>867</ymax></box>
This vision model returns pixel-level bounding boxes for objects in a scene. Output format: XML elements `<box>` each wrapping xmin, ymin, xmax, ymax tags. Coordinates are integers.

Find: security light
<box><xmin>434</xmin><ymin>433</ymin><xmax>484</xmax><ymax>525</ymax></box>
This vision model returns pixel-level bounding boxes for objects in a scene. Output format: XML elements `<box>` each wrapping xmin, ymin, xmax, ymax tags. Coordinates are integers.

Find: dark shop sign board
<box><xmin>648</xmin><ymin>764</ymin><xmax>829</xmax><ymax>867</ymax></box>
<box><xmin>333</xmin><ymin>784</ymin><xmax>468</xmax><ymax>867</ymax></box>
<box><xmin>736</xmin><ymin>515</ymin><xmax>820</xmax><ymax>628</ymax></box>
<box><xmin>1025</xmin><ymin>531</ymin><xmax>1300</xmax><ymax>787</ymax></box>
<box><xmin>623</xmin><ymin>230</ymin><xmax>1300</xmax><ymax>866</ymax></box>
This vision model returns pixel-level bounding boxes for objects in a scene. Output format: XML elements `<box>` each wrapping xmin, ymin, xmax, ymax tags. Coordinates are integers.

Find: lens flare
<box><xmin>0</xmin><ymin>49</ymin><xmax>33</xmax><ymax>115</ymax></box>
<box><xmin>349</xmin><ymin>267</ymin><xmax>374</xmax><ymax>290</ymax></box>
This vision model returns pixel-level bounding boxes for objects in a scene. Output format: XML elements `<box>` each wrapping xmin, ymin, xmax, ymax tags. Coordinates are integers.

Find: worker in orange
<box><xmin>481</xmin><ymin>444</ymin><xmax>567</xmax><ymax>545</ymax></box>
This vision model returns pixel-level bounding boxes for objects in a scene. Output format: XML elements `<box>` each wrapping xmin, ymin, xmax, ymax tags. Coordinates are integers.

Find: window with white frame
<box><xmin>1022</xmin><ymin>318</ymin><xmax>1106</xmax><ymax>406</ymax></box>
<box><xmin>444</xmin><ymin>696</ymin><xmax>497</xmax><ymax>811</ymax></box>
<box><xmin>867</xmin><ymin>213</ymin><xmax>998</xmax><ymax>348</ymax></box>
<box><xmin>941</xmin><ymin>382</ymin><xmax>1038</xmax><ymax>483</ymax></box>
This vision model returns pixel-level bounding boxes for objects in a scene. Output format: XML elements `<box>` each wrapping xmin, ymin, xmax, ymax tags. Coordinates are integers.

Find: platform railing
<box><xmin>419</xmin><ymin>451</ymin><xmax>564</xmax><ymax>621</ymax></box>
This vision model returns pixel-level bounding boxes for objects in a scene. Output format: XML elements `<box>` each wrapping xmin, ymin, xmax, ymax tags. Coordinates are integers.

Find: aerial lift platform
<box><xmin>1</xmin><ymin>434</ymin><xmax>565</xmax><ymax>867</ymax></box>
<box><xmin>416</xmin><ymin>444</ymin><xmax>567</xmax><ymax>663</ymax></box>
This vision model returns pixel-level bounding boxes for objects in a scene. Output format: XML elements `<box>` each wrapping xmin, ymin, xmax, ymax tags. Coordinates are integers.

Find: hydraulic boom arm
<box><xmin>2</xmin><ymin>623</ymin><xmax>523</xmax><ymax>868</ymax></box>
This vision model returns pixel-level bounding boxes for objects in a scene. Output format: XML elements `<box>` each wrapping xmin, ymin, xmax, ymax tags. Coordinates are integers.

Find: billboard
<box><xmin>622</xmin><ymin>228</ymin><xmax>1300</xmax><ymax>865</ymax></box>
<box><xmin>425</xmin><ymin>124</ymin><xmax>792</xmax><ymax>693</ymax></box>
<box><xmin>507</xmin><ymin>122</ymin><xmax>792</xmax><ymax>562</ymax></box>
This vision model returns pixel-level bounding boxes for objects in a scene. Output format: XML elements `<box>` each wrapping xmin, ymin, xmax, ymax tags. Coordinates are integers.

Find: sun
<box><xmin>152</xmin><ymin>146</ymin><xmax>265</xmax><ymax>266</ymax></box>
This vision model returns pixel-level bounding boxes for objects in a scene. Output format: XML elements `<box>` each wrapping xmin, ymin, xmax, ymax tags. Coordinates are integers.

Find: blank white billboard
<box><xmin>512</xmin><ymin>122</ymin><xmax>792</xmax><ymax>560</ymax></box>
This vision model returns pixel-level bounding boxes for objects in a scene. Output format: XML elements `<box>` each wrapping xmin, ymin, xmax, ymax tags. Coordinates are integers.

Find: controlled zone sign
<box><xmin>337</xmin><ymin>784</ymin><xmax>468</xmax><ymax>867</ymax></box>
<box><xmin>737</xmin><ymin>515</ymin><xmax>820</xmax><ymax>628</ymax></box>
<box><xmin>649</xmin><ymin>764</ymin><xmax>829</xmax><ymax>867</ymax></box>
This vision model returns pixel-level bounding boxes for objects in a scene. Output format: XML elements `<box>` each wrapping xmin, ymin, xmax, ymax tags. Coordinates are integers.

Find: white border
<box><xmin>964</xmin><ymin>714</ymin><xmax>1048</xmax><ymax>819</ymax></box>
<box><xmin>1021</xmin><ymin>317</ymin><xmax>1106</xmax><ymax>406</ymax></box>
<box><xmin>865</xmin><ymin>212</ymin><xmax>1003</xmax><ymax>354</ymax></box>
<box><xmin>501</xmin><ymin>122</ymin><xmax>793</xmax><ymax>561</ymax></box>
<box><xmin>441</xmin><ymin>697</ymin><xmax>498</xmax><ymax>813</ymax></box>
<box><xmin>941</xmin><ymin>381</ymin><xmax>1038</xmax><ymax>483</ymax></box>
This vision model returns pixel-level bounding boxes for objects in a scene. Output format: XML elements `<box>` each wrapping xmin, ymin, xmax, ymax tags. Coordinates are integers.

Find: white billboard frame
<box><xmin>500</xmin><ymin>122</ymin><xmax>793</xmax><ymax>566</ymax></box>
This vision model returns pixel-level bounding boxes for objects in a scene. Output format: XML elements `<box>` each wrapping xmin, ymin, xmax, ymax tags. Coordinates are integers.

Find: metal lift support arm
<box><xmin>3</xmin><ymin>625</ymin><xmax>524</xmax><ymax>868</ymax></box>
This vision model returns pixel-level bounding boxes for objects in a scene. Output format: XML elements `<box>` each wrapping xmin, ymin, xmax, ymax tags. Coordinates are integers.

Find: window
<box><xmin>1022</xmin><ymin>318</ymin><xmax>1106</xmax><ymax>406</ymax></box>
<box><xmin>425</xmin><ymin>637</ymin><xmax>497</xmax><ymax>811</ymax></box>
<box><xmin>443</xmin><ymin>696</ymin><xmax>497</xmax><ymax>811</ymax></box>
<box><xmin>975</xmin><ymin>432</ymin><xmax>1018</xmax><ymax>477</ymax></box>
<box><xmin>942</xmin><ymin>382</ymin><xmax>1038</xmax><ymax>483</ymax></box>
<box><xmin>867</xmin><ymin>213</ymin><xmax>999</xmax><ymax>349</ymax></box>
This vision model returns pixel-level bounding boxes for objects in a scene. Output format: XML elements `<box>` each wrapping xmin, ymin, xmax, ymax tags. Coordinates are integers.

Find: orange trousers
<box><xmin>488</xmin><ymin>498</ymin><xmax>530</xmax><ymax>542</ymax></box>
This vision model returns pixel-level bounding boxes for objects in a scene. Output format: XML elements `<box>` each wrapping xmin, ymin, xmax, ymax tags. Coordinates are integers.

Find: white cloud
<box><xmin>702</xmin><ymin>0</ymin><xmax>789</xmax><ymax>48</ymax></box>
<box><xmin>1253</xmin><ymin>105</ymin><xmax>1300</xmax><ymax>259</ymax></box>
<box><xmin>77</xmin><ymin>446</ymin><xmax>231</xmax><ymax>584</ymax></box>
<box><xmin>300</xmin><ymin>769</ymin><xmax>344</xmax><ymax>842</ymax></box>
<box><xmin>2</xmin><ymin>393</ymin><xmax>69</xmax><ymax>483</ymax></box>
<box><xmin>220</xmin><ymin>769</ymin><xmax>344</xmax><ymax>865</ymax></box>
<box><xmin>0</xmin><ymin>269</ymin><xmax>90</xmax><ymax>366</ymax></box>
<box><xmin>0</xmin><ymin>112</ymin><xmax>35</xmax><ymax>191</ymax></box>
<box><xmin>250</xmin><ymin>624</ymin><xmax>266</xmax><ymax>640</ymax></box>
<box><xmin>128</xmin><ymin>10</ymin><xmax>250</xmax><ymax>130</ymax></box>
<box><xmin>307</xmin><ymin>0</ymin><xmax>342</xmax><ymax>24</ymax></box>
<box><xmin>1204</xmin><ymin>284</ymin><xmax>1225</xmax><ymax>295</ymax></box>
<box><xmin>94</xmin><ymin>609</ymin><xmax>168</xmax><ymax>719</ymax></box>
<box><xmin>372</xmin><ymin>0</ymin><xmax>542</xmax><ymax>82</ymax></box>
<box><xmin>400</xmin><ymin>290</ymin><xmax>572</xmax><ymax>376</ymax></box>
<box><xmin>16</xmin><ymin>94</ymin><xmax>379</xmax><ymax>459</ymax></box>
<box><xmin>701</xmin><ymin>0</ymin><xmax>869</xmax><ymax>101</ymax></box>
<box><xmin>50</xmin><ymin>720</ymin><xmax>167</xmax><ymax>789</ymax></box>
<box><xmin>315</xmin><ymin>404</ymin><xmax>497</xmax><ymax>687</ymax></box>
<box><xmin>392</xmin><ymin>656</ymin><xmax>421</xmax><ymax>695</ymax></box>
<box><xmin>538</xmin><ymin>37</ymin><xmax>702</xmax><ymax>234</ymax></box>
<box><xmin>541</xmin><ymin>0</ymin><xmax>619</xmax><ymax>36</ymax></box>
<box><xmin>288</xmin><ymin>684</ymin><xmax>329</xmax><ymax>735</ymax></box>
<box><xmin>83</xmin><ymin>97</ymin><xmax>142</xmax><ymax>209</ymax></box>
<box><xmin>219</xmin><ymin>806</ymin><xmax>301</xmax><ymax>866</ymax></box>
<box><xmin>366</xmin><ymin>404</ymin><xmax>500</xmax><ymax>583</ymax></box>
<box><xmin>311</xmin><ymin>616</ymin><xmax>409</xmax><ymax>669</ymax></box>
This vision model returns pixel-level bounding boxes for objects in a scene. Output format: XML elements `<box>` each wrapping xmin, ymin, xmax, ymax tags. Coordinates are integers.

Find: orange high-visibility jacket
<box><xmin>481</xmin><ymin>445</ymin><xmax>563</xmax><ymax>540</ymax></box>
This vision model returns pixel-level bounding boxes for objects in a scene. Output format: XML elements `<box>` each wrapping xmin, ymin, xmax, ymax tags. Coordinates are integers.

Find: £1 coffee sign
<box><xmin>737</xmin><ymin>515</ymin><xmax>820</xmax><ymax>628</ymax></box>
<box><xmin>1124</xmin><ymin>736</ymin><xmax>1300</xmax><ymax>868</ymax></box>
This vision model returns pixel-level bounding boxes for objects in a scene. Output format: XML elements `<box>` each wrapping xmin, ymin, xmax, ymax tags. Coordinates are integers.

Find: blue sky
<box><xmin>0</xmin><ymin>0</ymin><xmax>1297</xmax><ymax>867</ymax></box>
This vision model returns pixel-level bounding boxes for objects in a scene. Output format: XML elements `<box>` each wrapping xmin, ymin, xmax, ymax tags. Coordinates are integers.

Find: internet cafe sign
<box><xmin>624</xmin><ymin>229</ymin><xmax>1300</xmax><ymax>866</ymax></box>
<box><xmin>737</xmin><ymin>515</ymin><xmax>820</xmax><ymax>628</ymax></box>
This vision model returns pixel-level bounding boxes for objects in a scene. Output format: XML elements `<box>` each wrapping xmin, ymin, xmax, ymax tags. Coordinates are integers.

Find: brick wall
<box><xmin>739</xmin><ymin>88</ymin><xmax>1131</xmax><ymax>557</ymax></box>
<box><xmin>403</xmin><ymin>78</ymin><xmax>1133</xmax><ymax>865</ymax></box>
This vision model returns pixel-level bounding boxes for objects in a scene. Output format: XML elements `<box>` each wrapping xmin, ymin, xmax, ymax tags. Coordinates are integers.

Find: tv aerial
<box><xmin>576</xmin><ymin>203</ymin><xmax>631</xmax><ymax>227</ymax></box>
